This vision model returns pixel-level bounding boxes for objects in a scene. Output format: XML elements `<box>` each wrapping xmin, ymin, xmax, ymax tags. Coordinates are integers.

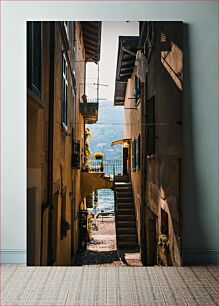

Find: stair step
<box><xmin>117</xmin><ymin>241</ymin><xmax>138</xmax><ymax>248</ymax></box>
<box><xmin>117</xmin><ymin>234</ymin><xmax>138</xmax><ymax>242</ymax></box>
<box><xmin>115</xmin><ymin>185</ymin><xmax>132</xmax><ymax>189</ymax></box>
<box><xmin>117</xmin><ymin>227</ymin><xmax>137</xmax><ymax>234</ymax></box>
<box><xmin>117</xmin><ymin>204</ymin><xmax>134</xmax><ymax>210</ymax></box>
<box><xmin>116</xmin><ymin>192</ymin><xmax>133</xmax><ymax>197</ymax></box>
<box><xmin>117</xmin><ymin>208</ymin><xmax>135</xmax><ymax>215</ymax></box>
<box><xmin>117</xmin><ymin>220</ymin><xmax>136</xmax><ymax>227</ymax></box>
<box><xmin>117</xmin><ymin>215</ymin><xmax>136</xmax><ymax>221</ymax></box>
<box><xmin>116</xmin><ymin>198</ymin><xmax>134</xmax><ymax>205</ymax></box>
<box><xmin>115</xmin><ymin>182</ymin><xmax>131</xmax><ymax>186</ymax></box>
<box><xmin>115</xmin><ymin>175</ymin><xmax>129</xmax><ymax>182</ymax></box>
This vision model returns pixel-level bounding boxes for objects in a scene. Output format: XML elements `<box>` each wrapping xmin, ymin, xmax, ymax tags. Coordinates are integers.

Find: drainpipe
<box><xmin>46</xmin><ymin>22</ymin><xmax>55</xmax><ymax>266</ymax></box>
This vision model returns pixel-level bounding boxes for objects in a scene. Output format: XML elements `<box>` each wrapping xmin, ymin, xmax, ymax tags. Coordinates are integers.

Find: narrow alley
<box><xmin>73</xmin><ymin>214</ymin><xmax>142</xmax><ymax>266</ymax></box>
<box><xmin>27</xmin><ymin>20</ymin><xmax>184</xmax><ymax>267</ymax></box>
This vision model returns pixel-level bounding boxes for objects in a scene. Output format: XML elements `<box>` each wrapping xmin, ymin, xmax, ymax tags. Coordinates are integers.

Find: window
<box><xmin>27</xmin><ymin>21</ymin><xmax>42</xmax><ymax>97</ymax></box>
<box><xmin>136</xmin><ymin>134</ymin><xmax>141</xmax><ymax>170</ymax></box>
<box><xmin>131</xmin><ymin>139</ymin><xmax>136</xmax><ymax>171</ymax></box>
<box><xmin>134</xmin><ymin>75</ymin><xmax>141</xmax><ymax>105</ymax></box>
<box><xmin>61</xmin><ymin>51</ymin><xmax>68</xmax><ymax>129</ymax></box>
<box><xmin>146</xmin><ymin>96</ymin><xmax>155</xmax><ymax>156</ymax></box>
<box><xmin>72</xmin><ymin>140</ymin><xmax>80</xmax><ymax>169</ymax></box>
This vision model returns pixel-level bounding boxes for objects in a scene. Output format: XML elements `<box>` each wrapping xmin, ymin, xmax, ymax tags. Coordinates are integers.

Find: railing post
<box><xmin>113</xmin><ymin>164</ymin><xmax>118</xmax><ymax>249</ymax></box>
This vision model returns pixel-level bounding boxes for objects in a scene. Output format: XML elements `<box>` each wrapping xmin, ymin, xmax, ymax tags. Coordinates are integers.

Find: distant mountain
<box><xmin>87</xmin><ymin>100</ymin><xmax>124</xmax><ymax>212</ymax></box>
<box><xmin>87</xmin><ymin>100</ymin><xmax>124</xmax><ymax>161</ymax></box>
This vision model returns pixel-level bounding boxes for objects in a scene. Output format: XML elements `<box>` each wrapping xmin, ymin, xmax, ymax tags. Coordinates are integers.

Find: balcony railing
<box><xmin>79</xmin><ymin>80</ymin><xmax>99</xmax><ymax>124</ymax></box>
<box><xmin>89</xmin><ymin>159</ymin><xmax>122</xmax><ymax>175</ymax></box>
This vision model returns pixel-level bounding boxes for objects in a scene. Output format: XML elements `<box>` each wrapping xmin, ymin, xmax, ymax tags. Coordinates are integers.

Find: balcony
<box><xmin>80</xmin><ymin>102</ymin><xmax>98</xmax><ymax>124</ymax></box>
<box><xmin>79</xmin><ymin>81</ymin><xmax>99</xmax><ymax>124</ymax></box>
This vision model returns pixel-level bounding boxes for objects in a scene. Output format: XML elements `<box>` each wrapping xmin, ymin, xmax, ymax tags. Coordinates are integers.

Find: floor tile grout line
<box><xmin>4</xmin><ymin>266</ymin><xmax>35</xmax><ymax>304</ymax></box>
<box><xmin>169</xmin><ymin>267</ymin><xmax>189</xmax><ymax>306</ymax></box>
<box><xmin>26</xmin><ymin>267</ymin><xmax>56</xmax><ymax>305</ymax></box>
<box><xmin>176</xmin><ymin>267</ymin><xmax>217</xmax><ymax>305</ymax></box>
<box><xmin>127</xmin><ymin>267</ymin><xmax>134</xmax><ymax>306</ymax></box>
<box><xmin>154</xmin><ymin>267</ymin><xmax>172</xmax><ymax>306</ymax></box>
<box><xmin>190</xmin><ymin>266</ymin><xmax>218</xmax><ymax>297</ymax></box>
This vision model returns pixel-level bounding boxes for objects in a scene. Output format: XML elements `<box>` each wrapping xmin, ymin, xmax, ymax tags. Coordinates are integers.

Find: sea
<box><xmin>87</xmin><ymin>100</ymin><xmax>124</xmax><ymax>214</ymax></box>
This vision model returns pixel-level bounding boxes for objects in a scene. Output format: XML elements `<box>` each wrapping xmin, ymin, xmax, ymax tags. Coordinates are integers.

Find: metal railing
<box><xmin>80</xmin><ymin>78</ymin><xmax>99</xmax><ymax>103</ymax></box>
<box><xmin>113</xmin><ymin>164</ymin><xmax>118</xmax><ymax>248</ymax></box>
<box><xmin>89</xmin><ymin>159</ymin><xmax>122</xmax><ymax>175</ymax></box>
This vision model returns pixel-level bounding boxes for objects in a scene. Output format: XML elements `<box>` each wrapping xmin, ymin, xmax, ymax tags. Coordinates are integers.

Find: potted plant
<box><xmin>94</xmin><ymin>151</ymin><xmax>104</xmax><ymax>160</ymax></box>
<box><xmin>157</xmin><ymin>234</ymin><xmax>169</xmax><ymax>253</ymax></box>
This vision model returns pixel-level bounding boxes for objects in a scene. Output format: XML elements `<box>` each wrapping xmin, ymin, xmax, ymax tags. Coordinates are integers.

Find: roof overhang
<box><xmin>111</xmin><ymin>138</ymin><xmax>131</xmax><ymax>146</ymax></box>
<box><xmin>81</xmin><ymin>22</ymin><xmax>102</xmax><ymax>63</ymax></box>
<box><xmin>114</xmin><ymin>36</ymin><xmax>139</xmax><ymax>106</ymax></box>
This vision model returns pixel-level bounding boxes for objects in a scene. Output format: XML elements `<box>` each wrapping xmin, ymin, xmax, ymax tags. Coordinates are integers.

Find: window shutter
<box><xmin>146</xmin><ymin>96</ymin><xmax>155</xmax><ymax>155</ymax></box>
<box><xmin>134</xmin><ymin>75</ymin><xmax>140</xmax><ymax>105</ymax></box>
<box><xmin>27</xmin><ymin>22</ymin><xmax>41</xmax><ymax>96</ymax></box>
<box><xmin>136</xmin><ymin>135</ymin><xmax>141</xmax><ymax>170</ymax></box>
<box><xmin>62</xmin><ymin>52</ymin><xmax>68</xmax><ymax>128</ymax></box>
<box><xmin>132</xmin><ymin>139</ymin><xmax>136</xmax><ymax>171</ymax></box>
<box><xmin>32</xmin><ymin>22</ymin><xmax>41</xmax><ymax>95</ymax></box>
<box><xmin>72</xmin><ymin>140</ymin><xmax>80</xmax><ymax>169</ymax></box>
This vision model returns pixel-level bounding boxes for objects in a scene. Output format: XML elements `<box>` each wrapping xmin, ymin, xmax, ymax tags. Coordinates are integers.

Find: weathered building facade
<box><xmin>27</xmin><ymin>21</ymin><xmax>102</xmax><ymax>265</ymax></box>
<box><xmin>114</xmin><ymin>22</ymin><xmax>183</xmax><ymax>266</ymax></box>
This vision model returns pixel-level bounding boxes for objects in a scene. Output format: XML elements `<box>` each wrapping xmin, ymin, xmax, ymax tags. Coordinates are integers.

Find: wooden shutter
<box><xmin>136</xmin><ymin>135</ymin><xmax>141</xmax><ymax>170</ymax></box>
<box><xmin>72</xmin><ymin>140</ymin><xmax>80</xmax><ymax>169</ymax></box>
<box><xmin>132</xmin><ymin>139</ymin><xmax>136</xmax><ymax>171</ymax></box>
<box><xmin>32</xmin><ymin>22</ymin><xmax>41</xmax><ymax>94</ymax></box>
<box><xmin>146</xmin><ymin>96</ymin><xmax>155</xmax><ymax>155</ymax></box>
<box><xmin>27</xmin><ymin>22</ymin><xmax>41</xmax><ymax>96</ymax></box>
<box><xmin>62</xmin><ymin>52</ymin><xmax>68</xmax><ymax>128</ymax></box>
<box><xmin>134</xmin><ymin>75</ymin><xmax>140</xmax><ymax>105</ymax></box>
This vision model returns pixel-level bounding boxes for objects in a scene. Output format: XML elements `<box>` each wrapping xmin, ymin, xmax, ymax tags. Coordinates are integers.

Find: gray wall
<box><xmin>1</xmin><ymin>1</ymin><xmax>217</xmax><ymax>264</ymax></box>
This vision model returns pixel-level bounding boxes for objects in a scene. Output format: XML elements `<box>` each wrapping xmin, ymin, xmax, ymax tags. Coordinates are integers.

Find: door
<box><xmin>123</xmin><ymin>147</ymin><xmax>128</xmax><ymax>175</ymax></box>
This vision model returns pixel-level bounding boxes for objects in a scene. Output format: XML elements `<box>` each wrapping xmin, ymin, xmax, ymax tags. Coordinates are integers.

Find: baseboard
<box><xmin>0</xmin><ymin>249</ymin><xmax>26</xmax><ymax>264</ymax></box>
<box><xmin>183</xmin><ymin>249</ymin><xmax>218</xmax><ymax>265</ymax></box>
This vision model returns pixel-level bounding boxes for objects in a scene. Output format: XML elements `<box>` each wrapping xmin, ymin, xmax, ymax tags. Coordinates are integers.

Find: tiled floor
<box><xmin>1</xmin><ymin>265</ymin><xmax>218</xmax><ymax>305</ymax></box>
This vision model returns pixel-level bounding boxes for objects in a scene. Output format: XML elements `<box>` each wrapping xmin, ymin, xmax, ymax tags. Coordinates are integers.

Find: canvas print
<box><xmin>27</xmin><ymin>21</ymin><xmax>183</xmax><ymax>266</ymax></box>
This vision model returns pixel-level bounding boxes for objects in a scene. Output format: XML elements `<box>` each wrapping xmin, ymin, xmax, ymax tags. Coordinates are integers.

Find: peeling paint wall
<box><xmin>123</xmin><ymin>22</ymin><xmax>183</xmax><ymax>266</ymax></box>
<box><xmin>124</xmin><ymin>67</ymin><xmax>142</xmax><ymax>246</ymax></box>
<box><xmin>145</xmin><ymin>22</ymin><xmax>183</xmax><ymax>266</ymax></box>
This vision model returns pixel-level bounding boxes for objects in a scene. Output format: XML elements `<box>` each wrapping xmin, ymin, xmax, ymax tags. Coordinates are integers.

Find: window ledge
<box><xmin>61</xmin><ymin>124</ymin><xmax>71</xmax><ymax>136</ymax></box>
<box><xmin>27</xmin><ymin>88</ymin><xmax>44</xmax><ymax>108</ymax></box>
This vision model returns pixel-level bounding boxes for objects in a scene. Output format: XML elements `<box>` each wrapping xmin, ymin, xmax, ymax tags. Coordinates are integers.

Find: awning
<box><xmin>111</xmin><ymin>138</ymin><xmax>131</xmax><ymax>146</ymax></box>
<box><xmin>114</xmin><ymin>36</ymin><xmax>139</xmax><ymax>106</ymax></box>
<box><xmin>81</xmin><ymin>22</ymin><xmax>102</xmax><ymax>63</ymax></box>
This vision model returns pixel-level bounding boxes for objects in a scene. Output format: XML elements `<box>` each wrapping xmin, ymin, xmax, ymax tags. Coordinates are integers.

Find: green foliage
<box><xmin>84</xmin><ymin>128</ymin><xmax>92</xmax><ymax>167</ymax></box>
<box><xmin>94</xmin><ymin>151</ymin><xmax>104</xmax><ymax>158</ymax></box>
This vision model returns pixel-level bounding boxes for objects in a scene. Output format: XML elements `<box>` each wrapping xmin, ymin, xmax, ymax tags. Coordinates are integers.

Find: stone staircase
<box><xmin>114</xmin><ymin>175</ymin><xmax>139</xmax><ymax>251</ymax></box>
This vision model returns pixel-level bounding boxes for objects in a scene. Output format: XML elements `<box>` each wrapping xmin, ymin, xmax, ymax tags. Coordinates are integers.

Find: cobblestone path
<box><xmin>73</xmin><ymin>216</ymin><xmax>142</xmax><ymax>266</ymax></box>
